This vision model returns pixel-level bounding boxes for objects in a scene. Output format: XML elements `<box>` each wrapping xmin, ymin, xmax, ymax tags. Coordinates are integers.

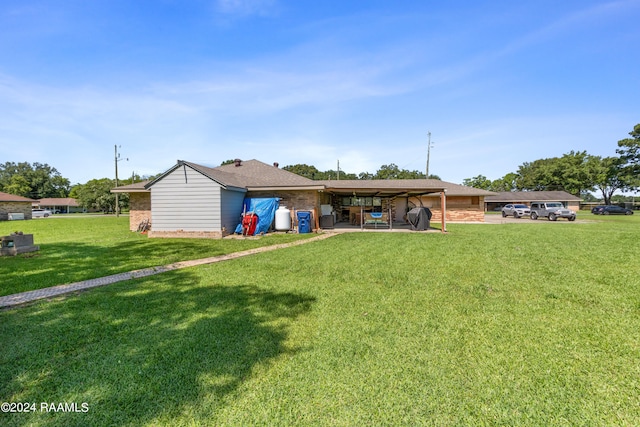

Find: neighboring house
<box><xmin>112</xmin><ymin>159</ymin><xmax>495</xmax><ymax>237</ymax></box>
<box><xmin>485</xmin><ymin>191</ymin><xmax>582</xmax><ymax>212</ymax></box>
<box><xmin>34</xmin><ymin>197</ymin><xmax>84</xmax><ymax>213</ymax></box>
<box><xmin>0</xmin><ymin>191</ymin><xmax>37</xmax><ymax>221</ymax></box>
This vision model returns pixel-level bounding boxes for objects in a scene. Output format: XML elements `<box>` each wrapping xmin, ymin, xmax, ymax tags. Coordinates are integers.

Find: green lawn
<box><xmin>1</xmin><ymin>215</ymin><xmax>640</xmax><ymax>426</ymax></box>
<box><xmin>0</xmin><ymin>216</ymin><xmax>313</xmax><ymax>296</ymax></box>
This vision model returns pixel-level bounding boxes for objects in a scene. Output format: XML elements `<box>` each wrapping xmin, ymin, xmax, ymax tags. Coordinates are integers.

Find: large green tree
<box><xmin>462</xmin><ymin>175</ymin><xmax>492</xmax><ymax>190</ymax></box>
<box><xmin>283</xmin><ymin>163</ymin><xmax>425</xmax><ymax>180</ymax></box>
<box><xmin>515</xmin><ymin>151</ymin><xmax>597</xmax><ymax>197</ymax></box>
<box><xmin>591</xmin><ymin>156</ymin><xmax>630</xmax><ymax>205</ymax></box>
<box><xmin>616</xmin><ymin>123</ymin><xmax>640</xmax><ymax>190</ymax></box>
<box><xmin>0</xmin><ymin>162</ymin><xmax>70</xmax><ymax>198</ymax></box>
<box><xmin>374</xmin><ymin>164</ymin><xmax>426</xmax><ymax>180</ymax></box>
<box><xmin>71</xmin><ymin>178</ymin><xmax>128</xmax><ymax>213</ymax></box>
<box><xmin>282</xmin><ymin>164</ymin><xmax>325</xmax><ymax>180</ymax></box>
<box><xmin>490</xmin><ymin>173</ymin><xmax>519</xmax><ymax>192</ymax></box>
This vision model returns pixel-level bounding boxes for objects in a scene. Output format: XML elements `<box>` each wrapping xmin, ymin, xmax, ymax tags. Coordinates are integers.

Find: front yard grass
<box><xmin>1</xmin><ymin>215</ymin><xmax>639</xmax><ymax>425</ymax></box>
<box><xmin>0</xmin><ymin>216</ymin><xmax>313</xmax><ymax>296</ymax></box>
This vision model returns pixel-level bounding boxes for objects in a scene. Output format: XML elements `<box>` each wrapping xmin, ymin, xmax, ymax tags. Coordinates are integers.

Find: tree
<box><xmin>323</xmin><ymin>169</ymin><xmax>358</xmax><ymax>180</ymax></box>
<box><xmin>490</xmin><ymin>173</ymin><xmax>518</xmax><ymax>192</ymax></box>
<box><xmin>71</xmin><ymin>178</ymin><xmax>126</xmax><ymax>213</ymax></box>
<box><xmin>462</xmin><ymin>175</ymin><xmax>492</xmax><ymax>190</ymax></box>
<box><xmin>374</xmin><ymin>164</ymin><xmax>426</xmax><ymax>179</ymax></box>
<box><xmin>0</xmin><ymin>162</ymin><xmax>70</xmax><ymax>198</ymax></box>
<box><xmin>515</xmin><ymin>159</ymin><xmax>555</xmax><ymax>191</ymax></box>
<box><xmin>515</xmin><ymin>151</ymin><xmax>597</xmax><ymax>197</ymax></box>
<box><xmin>616</xmin><ymin>123</ymin><xmax>640</xmax><ymax>190</ymax></box>
<box><xmin>590</xmin><ymin>156</ymin><xmax>636</xmax><ymax>205</ymax></box>
<box><xmin>582</xmin><ymin>192</ymin><xmax>600</xmax><ymax>202</ymax></box>
<box><xmin>556</xmin><ymin>151</ymin><xmax>596</xmax><ymax>197</ymax></box>
<box><xmin>282</xmin><ymin>164</ymin><xmax>323</xmax><ymax>180</ymax></box>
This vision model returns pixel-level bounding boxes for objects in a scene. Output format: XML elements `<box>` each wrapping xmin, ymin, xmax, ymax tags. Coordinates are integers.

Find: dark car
<box><xmin>591</xmin><ymin>205</ymin><xmax>606</xmax><ymax>214</ymax></box>
<box><xmin>593</xmin><ymin>205</ymin><xmax>634</xmax><ymax>215</ymax></box>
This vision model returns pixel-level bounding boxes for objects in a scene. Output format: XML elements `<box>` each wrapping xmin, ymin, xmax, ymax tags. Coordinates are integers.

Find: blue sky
<box><xmin>1</xmin><ymin>0</ymin><xmax>639</xmax><ymax>186</ymax></box>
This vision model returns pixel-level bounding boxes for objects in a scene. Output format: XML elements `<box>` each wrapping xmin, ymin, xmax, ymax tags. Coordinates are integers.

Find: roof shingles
<box><xmin>0</xmin><ymin>191</ymin><xmax>37</xmax><ymax>202</ymax></box>
<box><xmin>130</xmin><ymin>159</ymin><xmax>496</xmax><ymax>197</ymax></box>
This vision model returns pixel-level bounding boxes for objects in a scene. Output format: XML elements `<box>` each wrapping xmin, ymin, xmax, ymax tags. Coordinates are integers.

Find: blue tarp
<box><xmin>234</xmin><ymin>197</ymin><xmax>280</xmax><ymax>235</ymax></box>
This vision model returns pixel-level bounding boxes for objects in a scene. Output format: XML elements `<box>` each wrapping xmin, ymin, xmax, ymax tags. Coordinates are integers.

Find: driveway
<box><xmin>483</xmin><ymin>214</ymin><xmax>587</xmax><ymax>224</ymax></box>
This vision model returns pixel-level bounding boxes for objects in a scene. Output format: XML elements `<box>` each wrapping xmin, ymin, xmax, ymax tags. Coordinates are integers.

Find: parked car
<box><xmin>591</xmin><ymin>205</ymin><xmax>606</xmax><ymax>214</ymax></box>
<box><xmin>593</xmin><ymin>205</ymin><xmax>634</xmax><ymax>215</ymax></box>
<box><xmin>501</xmin><ymin>204</ymin><xmax>531</xmax><ymax>218</ymax></box>
<box><xmin>31</xmin><ymin>209</ymin><xmax>52</xmax><ymax>218</ymax></box>
<box><xmin>530</xmin><ymin>202</ymin><xmax>576</xmax><ymax>221</ymax></box>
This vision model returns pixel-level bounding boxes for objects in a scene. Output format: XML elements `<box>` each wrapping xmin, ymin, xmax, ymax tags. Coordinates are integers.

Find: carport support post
<box><xmin>440</xmin><ymin>190</ymin><xmax>447</xmax><ymax>232</ymax></box>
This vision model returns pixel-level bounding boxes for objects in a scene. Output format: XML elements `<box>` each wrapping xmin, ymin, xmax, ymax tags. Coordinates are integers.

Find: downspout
<box><xmin>440</xmin><ymin>190</ymin><xmax>447</xmax><ymax>233</ymax></box>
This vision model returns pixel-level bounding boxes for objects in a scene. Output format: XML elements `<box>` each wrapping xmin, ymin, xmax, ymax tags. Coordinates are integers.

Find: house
<box><xmin>0</xmin><ymin>192</ymin><xmax>37</xmax><ymax>220</ymax></box>
<box><xmin>484</xmin><ymin>191</ymin><xmax>582</xmax><ymax>212</ymax></box>
<box><xmin>112</xmin><ymin>181</ymin><xmax>151</xmax><ymax>230</ymax></box>
<box><xmin>112</xmin><ymin>159</ymin><xmax>495</xmax><ymax>237</ymax></box>
<box><xmin>33</xmin><ymin>197</ymin><xmax>83</xmax><ymax>214</ymax></box>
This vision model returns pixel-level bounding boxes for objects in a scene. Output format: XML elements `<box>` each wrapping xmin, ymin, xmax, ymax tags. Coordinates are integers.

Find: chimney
<box><xmin>234</xmin><ymin>159</ymin><xmax>242</xmax><ymax>167</ymax></box>
<box><xmin>273</xmin><ymin>162</ymin><xmax>279</xmax><ymax>168</ymax></box>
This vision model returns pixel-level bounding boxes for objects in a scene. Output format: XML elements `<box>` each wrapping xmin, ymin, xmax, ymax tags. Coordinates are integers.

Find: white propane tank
<box><xmin>275</xmin><ymin>205</ymin><xmax>291</xmax><ymax>231</ymax></box>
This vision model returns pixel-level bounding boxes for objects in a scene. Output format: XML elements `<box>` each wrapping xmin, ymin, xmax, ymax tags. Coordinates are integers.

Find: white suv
<box><xmin>530</xmin><ymin>202</ymin><xmax>576</xmax><ymax>221</ymax></box>
<box><xmin>32</xmin><ymin>209</ymin><xmax>52</xmax><ymax>218</ymax></box>
<box><xmin>501</xmin><ymin>204</ymin><xmax>531</xmax><ymax>218</ymax></box>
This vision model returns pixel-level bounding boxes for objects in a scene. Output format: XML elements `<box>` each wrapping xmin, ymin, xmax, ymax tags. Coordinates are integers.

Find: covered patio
<box><xmin>319</xmin><ymin>180</ymin><xmax>448</xmax><ymax>232</ymax></box>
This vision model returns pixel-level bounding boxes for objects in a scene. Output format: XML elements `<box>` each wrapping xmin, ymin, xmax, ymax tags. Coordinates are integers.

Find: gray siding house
<box><xmin>144</xmin><ymin>159</ymin><xmax>323</xmax><ymax>238</ymax></box>
<box><xmin>149</xmin><ymin>165</ymin><xmax>247</xmax><ymax>237</ymax></box>
<box><xmin>113</xmin><ymin>158</ymin><xmax>495</xmax><ymax>237</ymax></box>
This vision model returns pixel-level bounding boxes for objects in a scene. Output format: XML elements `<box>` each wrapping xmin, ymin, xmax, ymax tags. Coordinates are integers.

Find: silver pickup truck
<box><xmin>530</xmin><ymin>202</ymin><xmax>576</xmax><ymax>221</ymax></box>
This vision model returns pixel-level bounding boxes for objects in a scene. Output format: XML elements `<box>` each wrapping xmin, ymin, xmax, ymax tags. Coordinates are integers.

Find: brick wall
<box><xmin>247</xmin><ymin>190</ymin><xmax>320</xmax><ymax>211</ymax></box>
<box><xmin>0</xmin><ymin>202</ymin><xmax>33</xmax><ymax>221</ymax></box>
<box><xmin>128</xmin><ymin>193</ymin><xmax>151</xmax><ymax>231</ymax></box>
<box><xmin>429</xmin><ymin>208</ymin><xmax>486</xmax><ymax>222</ymax></box>
<box><xmin>247</xmin><ymin>190</ymin><xmax>321</xmax><ymax>230</ymax></box>
<box><xmin>403</xmin><ymin>195</ymin><xmax>486</xmax><ymax>223</ymax></box>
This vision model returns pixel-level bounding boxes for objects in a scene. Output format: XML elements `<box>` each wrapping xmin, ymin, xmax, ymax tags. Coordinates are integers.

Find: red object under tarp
<box><xmin>242</xmin><ymin>213</ymin><xmax>259</xmax><ymax>236</ymax></box>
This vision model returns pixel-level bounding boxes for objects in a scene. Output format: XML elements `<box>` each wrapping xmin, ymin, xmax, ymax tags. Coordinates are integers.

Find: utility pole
<box><xmin>426</xmin><ymin>132</ymin><xmax>434</xmax><ymax>178</ymax></box>
<box><xmin>337</xmin><ymin>160</ymin><xmax>340</xmax><ymax>180</ymax></box>
<box><xmin>114</xmin><ymin>145</ymin><xmax>128</xmax><ymax>217</ymax></box>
